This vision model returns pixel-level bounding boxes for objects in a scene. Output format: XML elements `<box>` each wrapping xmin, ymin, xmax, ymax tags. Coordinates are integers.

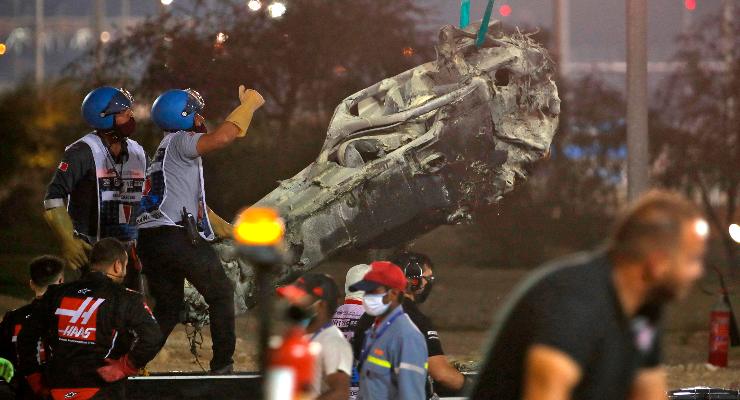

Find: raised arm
<box><xmin>195</xmin><ymin>85</ymin><xmax>264</xmax><ymax>155</ymax></box>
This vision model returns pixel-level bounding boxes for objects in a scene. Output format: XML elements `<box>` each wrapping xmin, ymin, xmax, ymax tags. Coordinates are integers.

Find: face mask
<box><xmin>193</xmin><ymin>120</ymin><xmax>208</xmax><ymax>134</ymax></box>
<box><xmin>300</xmin><ymin>302</ymin><xmax>318</xmax><ymax>327</ymax></box>
<box><xmin>416</xmin><ymin>280</ymin><xmax>433</xmax><ymax>304</ymax></box>
<box><xmin>114</xmin><ymin>117</ymin><xmax>136</xmax><ymax>137</ymax></box>
<box><xmin>363</xmin><ymin>293</ymin><xmax>390</xmax><ymax>317</ymax></box>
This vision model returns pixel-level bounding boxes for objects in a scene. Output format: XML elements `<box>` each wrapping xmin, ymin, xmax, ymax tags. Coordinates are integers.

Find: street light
<box><xmin>247</xmin><ymin>0</ymin><xmax>262</xmax><ymax>11</ymax></box>
<box><xmin>234</xmin><ymin>207</ymin><xmax>285</xmax><ymax>248</ymax></box>
<box><xmin>161</xmin><ymin>0</ymin><xmax>173</xmax><ymax>6</ymax></box>
<box><xmin>0</xmin><ymin>43</ymin><xmax>6</xmax><ymax>56</ymax></box>
<box><xmin>729</xmin><ymin>224</ymin><xmax>740</xmax><ymax>244</ymax></box>
<box><xmin>499</xmin><ymin>4</ymin><xmax>512</xmax><ymax>17</ymax></box>
<box><xmin>267</xmin><ymin>1</ymin><xmax>287</xmax><ymax>18</ymax></box>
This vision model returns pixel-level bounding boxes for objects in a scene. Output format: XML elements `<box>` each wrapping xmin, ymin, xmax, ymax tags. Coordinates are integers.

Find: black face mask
<box><xmin>193</xmin><ymin>121</ymin><xmax>208</xmax><ymax>134</ymax></box>
<box><xmin>416</xmin><ymin>280</ymin><xmax>433</xmax><ymax>304</ymax></box>
<box><xmin>114</xmin><ymin>117</ymin><xmax>136</xmax><ymax>137</ymax></box>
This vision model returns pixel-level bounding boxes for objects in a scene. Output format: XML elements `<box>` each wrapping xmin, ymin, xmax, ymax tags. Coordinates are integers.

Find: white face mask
<box><xmin>363</xmin><ymin>293</ymin><xmax>390</xmax><ymax>316</ymax></box>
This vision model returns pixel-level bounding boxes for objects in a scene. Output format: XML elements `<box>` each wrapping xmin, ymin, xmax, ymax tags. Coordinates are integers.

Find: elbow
<box><xmin>215</xmin><ymin>131</ymin><xmax>237</xmax><ymax>148</ymax></box>
<box><xmin>431</xmin><ymin>368</ymin><xmax>463</xmax><ymax>391</ymax></box>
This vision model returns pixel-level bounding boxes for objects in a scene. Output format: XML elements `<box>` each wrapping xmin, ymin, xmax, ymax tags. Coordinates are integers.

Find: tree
<box><xmin>653</xmin><ymin>6</ymin><xmax>739</xmax><ymax>269</ymax></box>
<box><xmin>0</xmin><ymin>80</ymin><xmax>87</xmax><ymax>254</ymax></box>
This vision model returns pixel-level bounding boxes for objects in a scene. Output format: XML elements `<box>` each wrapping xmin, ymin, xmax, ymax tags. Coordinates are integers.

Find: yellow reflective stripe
<box><xmin>366</xmin><ymin>355</ymin><xmax>391</xmax><ymax>369</ymax></box>
<box><xmin>424</xmin><ymin>362</ymin><xmax>429</xmax><ymax>370</ymax></box>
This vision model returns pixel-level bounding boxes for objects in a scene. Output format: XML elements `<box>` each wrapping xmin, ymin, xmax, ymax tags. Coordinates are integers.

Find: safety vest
<box><xmin>136</xmin><ymin>131</ymin><xmax>214</xmax><ymax>240</ymax></box>
<box><xmin>68</xmin><ymin>133</ymin><xmax>146</xmax><ymax>243</ymax></box>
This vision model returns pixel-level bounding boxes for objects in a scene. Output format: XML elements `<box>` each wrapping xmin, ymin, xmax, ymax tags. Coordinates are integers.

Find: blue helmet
<box><xmin>150</xmin><ymin>89</ymin><xmax>205</xmax><ymax>131</ymax></box>
<box><xmin>81</xmin><ymin>87</ymin><xmax>134</xmax><ymax>129</ymax></box>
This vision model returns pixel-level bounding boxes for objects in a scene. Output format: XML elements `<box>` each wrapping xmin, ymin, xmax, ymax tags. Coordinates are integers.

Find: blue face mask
<box><xmin>299</xmin><ymin>301</ymin><xmax>319</xmax><ymax>328</ymax></box>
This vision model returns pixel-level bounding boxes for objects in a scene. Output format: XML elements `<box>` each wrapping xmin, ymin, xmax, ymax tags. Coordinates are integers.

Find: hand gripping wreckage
<box><xmin>184</xmin><ymin>23</ymin><xmax>560</xmax><ymax>326</ymax></box>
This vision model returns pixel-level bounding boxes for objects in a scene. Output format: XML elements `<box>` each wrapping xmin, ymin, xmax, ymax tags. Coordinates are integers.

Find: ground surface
<box><xmin>2</xmin><ymin>259</ymin><xmax>739</xmax><ymax>391</ymax></box>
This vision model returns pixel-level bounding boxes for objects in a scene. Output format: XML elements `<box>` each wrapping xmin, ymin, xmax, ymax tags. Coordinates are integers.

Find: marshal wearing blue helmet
<box><xmin>136</xmin><ymin>85</ymin><xmax>264</xmax><ymax>373</ymax></box>
<box><xmin>44</xmin><ymin>87</ymin><xmax>147</xmax><ymax>291</ymax></box>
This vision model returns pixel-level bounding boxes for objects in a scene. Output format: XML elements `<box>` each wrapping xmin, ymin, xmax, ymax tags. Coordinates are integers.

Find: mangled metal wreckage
<box><xmin>184</xmin><ymin>23</ymin><xmax>561</xmax><ymax>325</ymax></box>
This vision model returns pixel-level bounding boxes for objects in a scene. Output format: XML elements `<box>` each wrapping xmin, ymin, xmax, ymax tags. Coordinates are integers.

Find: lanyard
<box><xmin>310</xmin><ymin>322</ymin><xmax>334</xmax><ymax>342</ymax></box>
<box><xmin>359</xmin><ymin>308</ymin><xmax>405</xmax><ymax>369</ymax></box>
<box><xmin>102</xmin><ymin>142</ymin><xmax>125</xmax><ymax>190</ymax></box>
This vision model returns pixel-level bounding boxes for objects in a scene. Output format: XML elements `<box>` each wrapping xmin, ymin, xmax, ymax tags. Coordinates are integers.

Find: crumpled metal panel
<box><xmin>183</xmin><ymin>23</ymin><xmax>560</xmax><ymax>324</ymax></box>
<box><xmin>259</xmin><ymin>23</ymin><xmax>560</xmax><ymax>272</ymax></box>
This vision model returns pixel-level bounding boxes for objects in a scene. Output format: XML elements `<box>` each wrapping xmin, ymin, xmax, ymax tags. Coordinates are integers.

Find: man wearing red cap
<box><xmin>349</xmin><ymin>261</ymin><xmax>428</xmax><ymax>400</ymax></box>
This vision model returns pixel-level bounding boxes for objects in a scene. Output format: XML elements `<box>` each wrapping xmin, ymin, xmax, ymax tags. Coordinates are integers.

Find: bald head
<box><xmin>610</xmin><ymin>190</ymin><xmax>704</xmax><ymax>262</ymax></box>
<box><xmin>610</xmin><ymin>190</ymin><xmax>708</xmax><ymax>301</ymax></box>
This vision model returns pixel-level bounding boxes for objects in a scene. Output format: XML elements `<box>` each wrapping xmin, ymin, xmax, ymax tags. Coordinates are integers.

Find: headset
<box><xmin>393</xmin><ymin>252</ymin><xmax>433</xmax><ymax>292</ymax></box>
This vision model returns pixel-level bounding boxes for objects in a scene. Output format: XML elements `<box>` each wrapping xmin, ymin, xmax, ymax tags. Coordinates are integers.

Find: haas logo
<box><xmin>55</xmin><ymin>297</ymin><xmax>105</xmax><ymax>342</ymax></box>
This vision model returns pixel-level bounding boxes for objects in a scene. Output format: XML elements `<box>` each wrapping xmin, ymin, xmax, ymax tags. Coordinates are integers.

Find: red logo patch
<box><xmin>142</xmin><ymin>177</ymin><xmax>151</xmax><ymax>195</ymax></box>
<box><xmin>58</xmin><ymin>162</ymin><xmax>69</xmax><ymax>172</ymax></box>
<box><xmin>55</xmin><ymin>297</ymin><xmax>105</xmax><ymax>342</ymax></box>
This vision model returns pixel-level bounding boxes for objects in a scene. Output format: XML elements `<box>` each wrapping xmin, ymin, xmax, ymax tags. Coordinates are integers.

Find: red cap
<box><xmin>348</xmin><ymin>261</ymin><xmax>407</xmax><ymax>292</ymax></box>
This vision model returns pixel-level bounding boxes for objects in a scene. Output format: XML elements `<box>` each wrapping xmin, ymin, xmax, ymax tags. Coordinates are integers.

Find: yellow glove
<box><xmin>226</xmin><ymin>85</ymin><xmax>264</xmax><ymax>138</ymax></box>
<box><xmin>207</xmin><ymin>208</ymin><xmax>234</xmax><ymax>240</ymax></box>
<box><xmin>43</xmin><ymin>207</ymin><xmax>92</xmax><ymax>270</ymax></box>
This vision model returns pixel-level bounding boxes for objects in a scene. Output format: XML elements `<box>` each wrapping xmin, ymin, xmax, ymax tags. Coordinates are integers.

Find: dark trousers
<box><xmin>123</xmin><ymin>249</ymin><xmax>143</xmax><ymax>294</ymax></box>
<box><xmin>137</xmin><ymin>226</ymin><xmax>235</xmax><ymax>370</ymax></box>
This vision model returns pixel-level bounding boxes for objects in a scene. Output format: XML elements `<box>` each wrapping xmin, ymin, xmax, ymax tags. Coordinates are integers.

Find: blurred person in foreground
<box><xmin>277</xmin><ymin>273</ymin><xmax>353</xmax><ymax>400</ymax></box>
<box><xmin>470</xmin><ymin>190</ymin><xmax>708</xmax><ymax>400</ymax></box>
<box><xmin>331</xmin><ymin>264</ymin><xmax>371</xmax><ymax>400</ymax></box>
<box><xmin>17</xmin><ymin>238</ymin><xmax>161</xmax><ymax>400</ymax></box>
<box><xmin>0</xmin><ymin>256</ymin><xmax>64</xmax><ymax>399</ymax></box>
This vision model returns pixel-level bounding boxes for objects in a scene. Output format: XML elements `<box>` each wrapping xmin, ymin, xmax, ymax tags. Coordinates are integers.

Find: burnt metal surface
<box><xmin>183</xmin><ymin>22</ymin><xmax>560</xmax><ymax>323</ymax></box>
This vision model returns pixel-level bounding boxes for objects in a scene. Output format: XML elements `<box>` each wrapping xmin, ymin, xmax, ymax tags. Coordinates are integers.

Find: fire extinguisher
<box><xmin>265</xmin><ymin>308</ymin><xmax>317</xmax><ymax>400</ymax></box>
<box><xmin>708</xmin><ymin>293</ymin><xmax>731</xmax><ymax>367</ymax></box>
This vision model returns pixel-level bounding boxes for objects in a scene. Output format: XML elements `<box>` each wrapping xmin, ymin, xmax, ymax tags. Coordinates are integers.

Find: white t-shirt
<box><xmin>306</xmin><ymin>325</ymin><xmax>354</xmax><ymax>398</ymax></box>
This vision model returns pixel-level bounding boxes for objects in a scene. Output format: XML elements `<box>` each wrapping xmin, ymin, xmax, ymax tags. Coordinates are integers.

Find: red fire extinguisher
<box><xmin>708</xmin><ymin>293</ymin><xmax>731</xmax><ymax>367</ymax></box>
<box><xmin>265</xmin><ymin>325</ymin><xmax>316</xmax><ymax>400</ymax></box>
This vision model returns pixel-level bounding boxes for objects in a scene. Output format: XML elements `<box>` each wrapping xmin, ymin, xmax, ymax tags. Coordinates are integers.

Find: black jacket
<box><xmin>0</xmin><ymin>299</ymin><xmax>46</xmax><ymax>398</ymax></box>
<box><xmin>17</xmin><ymin>272</ymin><xmax>161</xmax><ymax>389</ymax></box>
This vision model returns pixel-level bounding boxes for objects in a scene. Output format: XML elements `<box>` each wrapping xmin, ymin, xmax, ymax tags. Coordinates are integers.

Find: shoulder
<box><xmin>64</xmin><ymin>140</ymin><xmax>94</xmax><ymax>159</ymax></box>
<box><xmin>397</xmin><ymin>314</ymin><xmax>425</xmax><ymax>340</ymax></box>
<box><xmin>320</xmin><ymin>327</ymin><xmax>352</xmax><ymax>348</ymax></box>
<box><xmin>524</xmin><ymin>250</ymin><xmax>610</xmax><ymax>299</ymax></box>
<box><xmin>121</xmin><ymin>287</ymin><xmax>146</xmax><ymax>303</ymax></box>
<box><xmin>403</xmin><ymin>301</ymin><xmax>433</xmax><ymax>327</ymax></box>
<box><xmin>125</xmin><ymin>138</ymin><xmax>146</xmax><ymax>154</ymax></box>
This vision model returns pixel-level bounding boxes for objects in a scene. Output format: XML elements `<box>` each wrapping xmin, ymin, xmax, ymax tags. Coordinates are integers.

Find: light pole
<box><xmin>625</xmin><ymin>0</ymin><xmax>649</xmax><ymax>200</ymax></box>
<box><xmin>34</xmin><ymin>0</ymin><xmax>44</xmax><ymax>85</ymax></box>
<box><xmin>553</xmin><ymin>0</ymin><xmax>570</xmax><ymax>78</ymax></box>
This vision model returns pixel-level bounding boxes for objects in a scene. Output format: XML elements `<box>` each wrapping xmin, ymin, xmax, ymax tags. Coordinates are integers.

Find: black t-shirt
<box><xmin>44</xmin><ymin>139</ymin><xmax>129</xmax><ymax>239</ymax></box>
<box><xmin>351</xmin><ymin>297</ymin><xmax>444</xmax><ymax>360</ymax></box>
<box><xmin>471</xmin><ymin>251</ymin><xmax>662</xmax><ymax>400</ymax></box>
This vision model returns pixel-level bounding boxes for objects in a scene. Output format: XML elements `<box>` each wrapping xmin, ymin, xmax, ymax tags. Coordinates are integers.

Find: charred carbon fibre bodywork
<box><xmin>184</xmin><ymin>23</ymin><xmax>560</xmax><ymax>324</ymax></box>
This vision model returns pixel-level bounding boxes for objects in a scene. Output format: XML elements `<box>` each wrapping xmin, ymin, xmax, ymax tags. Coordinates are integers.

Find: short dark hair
<box><xmin>90</xmin><ymin>238</ymin><xmax>128</xmax><ymax>268</ymax></box>
<box><xmin>29</xmin><ymin>256</ymin><xmax>64</xmax><ymax>287</ymax></box>
<box><xmin>609</xmin><ymin>190</ymin><xmax>703</xmax><ymax>261</ymax></box>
